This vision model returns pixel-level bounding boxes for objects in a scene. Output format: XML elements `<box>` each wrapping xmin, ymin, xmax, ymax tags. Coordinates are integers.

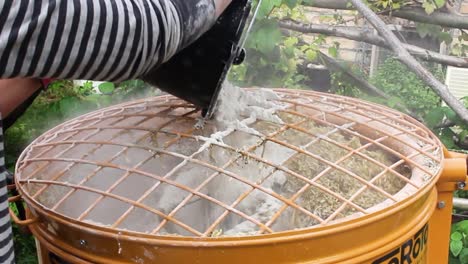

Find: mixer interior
<box><xmin>16</xmin><ymin>89</ymin><xmax>442</xmax><ymax>238</ymax></box>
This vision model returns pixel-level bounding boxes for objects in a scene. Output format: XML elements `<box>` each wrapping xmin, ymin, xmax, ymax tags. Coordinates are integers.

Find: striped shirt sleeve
<box><xmin>0</xmin><ymin>118</ymin><xmax>15</xmax><ymax>264</ymax></box>
<box><xmin>0</xmin><ymin>0</ymin><xmax>216</xmax><ymax>82</ymax></box>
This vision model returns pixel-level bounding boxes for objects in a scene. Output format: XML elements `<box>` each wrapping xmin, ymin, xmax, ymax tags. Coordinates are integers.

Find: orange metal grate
<box><xmin>15</xmin><ymin>89</ymin><xmax>443</xmax><ymax>237</ymax></box>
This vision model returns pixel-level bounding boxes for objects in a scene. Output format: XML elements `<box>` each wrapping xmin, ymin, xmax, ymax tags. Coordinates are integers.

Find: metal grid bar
<box><xmin>262</xmin><ymin>137</ymin><xmax>396</xmax><ymax>200</ymax></box>
<box><xmin>33</xmin><ymin>109</ymin><xmax>439</xmax><ymax>178</ymax></box>
<box><xmin>20</xmin><ymin>98</ymin><xmax>193</xmax><ymax>168</ymax></box>
<box><xmin>26</xmin><ymin>120</ymin><xmax>429</xmax><ymax>236</ymax></box>
<box><xmin>63</xmin><ymin>127</ymin><xmax>367</xmax><ymax>213</ymax></box>
<box><xmin>323</xmin><ymin>144</ymin><xmax>438</xmax><ymax>225</ymax></box>
<box><xmin>20</xmin><ymin>106</ymin><xmax>138</xmax><ymax>179</ymax></box>
<box><xmin>30</xmin><ymin>124</ymin><xmax>403</xmax><ymax>204</ymax></box>
<box><xmin>281</xmin><ymin>109</ymin><xmax>440</xmax><ymax>176</ymax></box>
<box><xmin>24</xmin><ymin>106</ymin><xmax>128</xmax><ymax>154</ymax></box>
<box><xmin>332</xmin><ymin>100</ymin><xmax>431</xmax><ymax>144</ymax></box>
<box><xmin>110</xmin><ymin>144</ymin><xmax>209</xmax><ymax>229</ymax></box>
<box><xmin>202</xmin><ymin>122</ymin><xmax>362</xmax><ymax>235</ymax></box>
<box><xmin>279</xmin><ymin>99</ymin><xmax>440</xmax><ymax>162</ymax></box>
<box><xmin>27</xmin><ymin>107</ymin><xmax>184</xmax><ymax>200</ymax></box>
<box><xmin>26</xmin><ymin>110</ymin><xmax>332</xmax><ymax>236</ymax></box>
<box><xmin>151</xmin><ymin>115</ymin><xmax>436</xmax><ymax>235</ymax></box>
<box><xmin>153</xmin><ymin>117</ymin><xmax>323</xmax><ymax>236</ymax></box>
<box><xmin>158</xmin><ymin>123</ymin><xmax>420</xmax><ymax>205</ymax></box>
<box><xmin>20</xmin><ymin>179</ymin><xmax>204</xmax><ymax>236</ymax></box>
<box><xmin>278</xmin><ymin>89</ymin><xmax>433</xmax><ymax>142</ymax></box>
<box><xmin>16</xmin><ymin>90</ymin><xmax>443</xmax><ymax>237</ymax></box>
<box><xmin>22</xmin><ymin>104</ymin><xmax>188</xmax><ymax>173</ymax></box>
<box><xmin>108</xmin><ymin>105</ymin><xmax>297</xmax><ymax>232</ymax></box>
<box><xmin>20</xmin><ymin>156</ymin><xmax>275</xmax><ymax>234</ymax></box>
<box><xmin>25</xmin><ymin>104</ymin><xmax>298</xmax><ymax>232</ymax></box>
<box><xmin>150</xmin><ymin>136</ymin><xmax>273</xmax><ymax>235</ymax></box>
<box><xmin>278</xmin><ymin>89</ymin><xmax>437</xmax><ymax>144</ymax></box>
<box><xmin>139</xmin><ymin>129</ymin><xmax>369</xmax><ymax>215</ymax></box>
<box><xmin>28</xmin><ymin>126</ymin><xmax>372</xmax><ymax>235</ymax></box>
<box><xmin>20</xmin><ymin>123</ymin><xmax>101</xmax><ymax>179</ymax></box>
<box><xmin>79</xmin><ymin>127</ymin><xmax>202</xmax><ymax>223</ymax></box>
<box><xmin>260</xmin><ymin>138</ymin><xmax>380</xmax><ymax>233</ymax></box>
<box><xmin>259</xmin><ymin>131</ymin><xmax>426</xmax><ymax>233</ymax></box>
<box><xmin>287</xmin><ymin>124</ymin><xmax>419</xmax><ymax>188</ymax></box>
<box><xmin>49</xmin><ymin>109</ymin><xmax>196</xmax><ymax>212</ymax></box>
<box><xmin>25</xmin><ymin>113</ymin><xmax>316</xmax><ymax>234</ymax></box>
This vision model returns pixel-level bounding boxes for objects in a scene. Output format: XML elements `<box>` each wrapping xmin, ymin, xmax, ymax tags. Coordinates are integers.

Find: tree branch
<box><xmin>302</xmin><ymin>0</ymin><xmax>468</xmax><ymax>30</ymax></box>
<box><xmin>279</xmin><ymin>20</ymin><xmax>468</xmax><ymax>68</ymax></box>
<box><xmin>434</xmin><ymin>120</ymin><xmax>457</xmax><ymax>129</ymax></box>
<box><xmin>348</xmin><ymin>0</ymin><xmax>468</xmax><ymax>123</ymax></box>
<box><xmin>302</xmin><ymin>0</ymin><xmax>353</xmax><ymax>10</ymax></box>
<box><xmin>393</xmin><ymin>7</ymin><xmax>468</xmax><ymax>29</ymax></box>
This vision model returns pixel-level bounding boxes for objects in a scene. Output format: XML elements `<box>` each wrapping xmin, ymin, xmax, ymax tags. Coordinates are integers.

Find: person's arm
<box><xmin>0</xmin><ymin>79</ymin><xmax>42</xmax><ymax>118</ymax></box>
<box><xmin>0</xmin><ymin>0</ymin><xmax>232</xmax><ymax>82</ymax></box>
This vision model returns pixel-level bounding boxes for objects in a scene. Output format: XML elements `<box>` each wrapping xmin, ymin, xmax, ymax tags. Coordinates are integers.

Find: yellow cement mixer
<box><xmin>8</xmin><ymin>89</ymin><xmax>468</xmax><ymax>264</ymax></box>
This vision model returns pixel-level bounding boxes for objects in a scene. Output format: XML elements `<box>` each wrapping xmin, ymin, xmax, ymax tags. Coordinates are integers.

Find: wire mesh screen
<box><xmin>16</xmin><ymin>89</ymin><xmax>442</xmax><ymax>237</ymax></box>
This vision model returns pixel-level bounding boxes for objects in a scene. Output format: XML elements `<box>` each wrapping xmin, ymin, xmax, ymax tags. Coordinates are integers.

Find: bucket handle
<box><xmin>8</xmin><ymin>192</ymin><xmax>40</xmax><ymax>226</ymax></box>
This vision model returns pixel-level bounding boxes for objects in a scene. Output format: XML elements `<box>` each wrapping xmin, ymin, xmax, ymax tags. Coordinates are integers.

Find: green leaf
<box><xmin>305</xmin><ymin>50</ymin><xmax>317</xmax><ymax>61</ymax></box>
<box><xmin>388</xmin><ymin>97</ymin><xmax>402</xmax><ymax>108</ymax></box>
<box><xmin>452</xmin><ymin>232</ymin><xmax>464</xmax><ymax>241</ymax></box>
<box><xmin>284</xmin><ymin>37</ymin><xmax>298</xmax><ymax>48</ymax></box>
<box><xmin>459</xmin><ymin>130</ymin><xmax>468</xmax><ymax>143</ymax></box>
<box><xmin>451</xmin><ymin>240</ymin><xmax>464</xmax><ymax>257</ymax></box>
<box><xmin>444</xmin><ymin>107</ymin><xmax>461</xmax><ymax>124</ymax></box>
<box><xmin>434</xmin><ymin>0</ymin><xmax>446</xmax><ymax>8</ymax></box>
<box><xmin>422</xmin><ymin>1</ymin><xmax>436</xmax><ymax>14</ymax></box>
<box><xmin>98</xmin><ymin>82</ymin><xmax>115</xmax><ymax>95</ymax></box>
<box><xmin>464</xmin><ymin>234</ymin><xmax>468</xmax><ymax>247</ymax></box>
<box><xmin>460</xmin><ymin>248</ymin><xmax>468</xmax><ymax>263</ymax></box>
<box><xmin>458</xmin><ymin>220</ymin><xmax>468</xmax><ymax>233</ymax></box>
<box><xmin>257</xmin><ymin>0</ymin><xmax>282</xmax><ymax>18</ymax></box>
<box><xmin>250</xmin><ymin>20</ymin><xmax>282</xmax><ymax>54</ymax></box>
<box><xmin>313</xmin><ymin>35</ymin><xmax>327</xmax><ymax>45</ymax></box>
<box><xmin>450</xmin><ymin>254</ymin><xmax>462</xmax><ymax>264</ymax></box>
<box><xmin>328</xmin><ymin>46</ymin><xmax>338</xmax><ymax>58</ymax></box>
<box><xmin>440</xmin><ymin>128</ymin><xmax>458</xmax><ymax>150</ymax></box>
<box><xmin>283</xmin><ymin>0</ymin><xmax>300</xmax><ymax>8</ymax></box>
<box><xmin>463</xmin><ymin>97</ymin><xmax>468</xmax><ymax>108</ymax></box>
<box><xmin>416</xmin><ymin>23</ymin><xmax>443</xmax><ymax>39</ymax></box>
<box><xmin>425</xmin><ymin>107</ymin><xmax>445</xmax><ymax>128</ymax></box>
<box><xmin>439</xmin><ymin>31</ymin><xmax>453</xmax><ymax>44</ymax></box>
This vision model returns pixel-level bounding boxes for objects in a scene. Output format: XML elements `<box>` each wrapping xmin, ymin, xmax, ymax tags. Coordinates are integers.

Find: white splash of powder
<box><xmin>214</xmin><ymin>83</ymin><xmax>284</xmax><ymax>129</ymax></box>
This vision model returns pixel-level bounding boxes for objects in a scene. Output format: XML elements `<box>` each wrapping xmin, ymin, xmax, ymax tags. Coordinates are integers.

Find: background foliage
<box><xmin>450</xmin><ymin>221</ymin><xmax>468</xmax><ymax>264</ymax></box>
<box><xmin>370</xmin><ymin>58</ymin><xmax>443</xmax><ymax>117</ymax></box>
<box><xmin>229</xmin><ymin>0</ymin><xmax>468</xmax><ymax>151</ymax></box>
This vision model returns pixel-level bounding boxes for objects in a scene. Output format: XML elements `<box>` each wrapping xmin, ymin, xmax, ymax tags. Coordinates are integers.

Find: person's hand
<box><xmin>0</xmin><ymin>79</ymin><xmax>42</xmax><ymax>117</ymax></box>
<box><xmin>215</xmin><ymin>0</ymin><xmax>233</xmax><ymax>17</ymax></box>
<box><xmin>0</xmin><ymin>78</ymin><xmax>54</xmax><ymax>129</ymax></box>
